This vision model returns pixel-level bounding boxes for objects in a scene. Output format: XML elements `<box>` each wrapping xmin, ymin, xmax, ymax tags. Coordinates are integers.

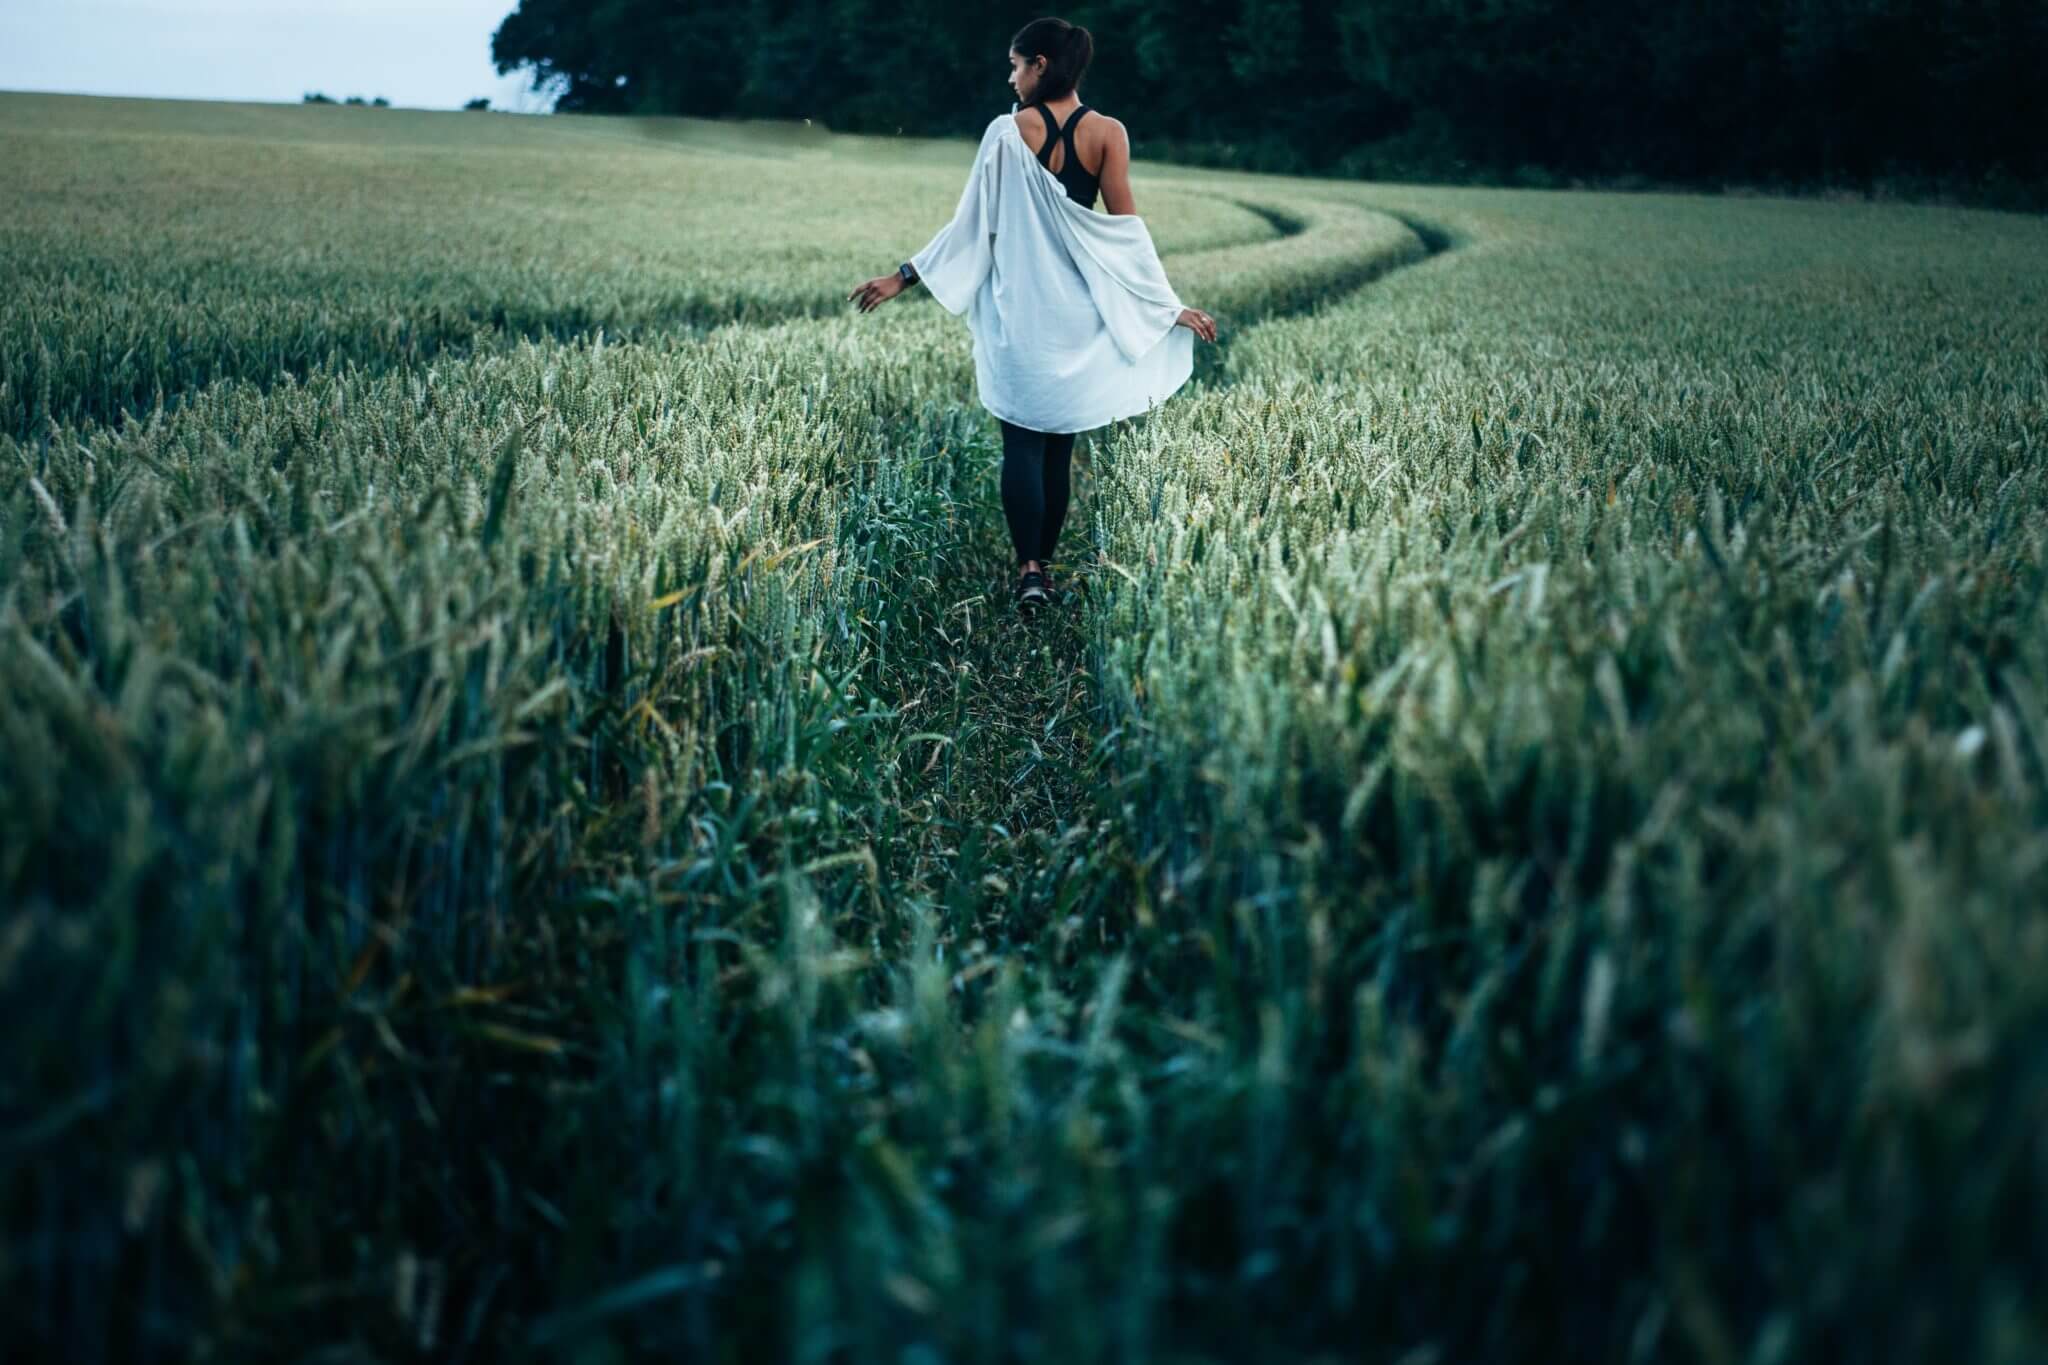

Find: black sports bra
<box><xmin>1024</xmin><ymin>100</ymin><xmax>1100</xmax><ymax>210</ymax></box>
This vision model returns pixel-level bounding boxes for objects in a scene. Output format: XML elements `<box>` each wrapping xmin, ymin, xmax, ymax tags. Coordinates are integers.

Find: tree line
<box><xmin>491</xmin><ymin>1</ymin><xmax>2048</xmax><ymax>205</ymax></box>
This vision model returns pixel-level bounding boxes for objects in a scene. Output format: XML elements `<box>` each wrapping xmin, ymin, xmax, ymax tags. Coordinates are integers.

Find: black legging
<box><xmin>998</xmin><ymin>417</ymin><xmax>1078</xmax><ymax>566</ymax></box>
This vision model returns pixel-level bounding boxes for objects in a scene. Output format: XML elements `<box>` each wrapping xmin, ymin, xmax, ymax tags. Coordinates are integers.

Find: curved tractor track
<box><xmin>849</xmin><ymin>192</ymin><xmax>1454</xmax><ymax>921</ymax></box>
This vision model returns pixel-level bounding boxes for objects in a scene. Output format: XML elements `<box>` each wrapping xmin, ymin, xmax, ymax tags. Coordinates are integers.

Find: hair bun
<box><xmin>1009</xmin><ymin>17</ymin><xmax>1092</xmax><ymax>99</ymax></box>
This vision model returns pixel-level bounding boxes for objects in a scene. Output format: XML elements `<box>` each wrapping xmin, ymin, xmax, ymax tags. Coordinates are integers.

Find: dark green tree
<box><xmin>487</xmin><ymin>0</ymin><xmax>2046</xmax><ymax>198</ymax></box>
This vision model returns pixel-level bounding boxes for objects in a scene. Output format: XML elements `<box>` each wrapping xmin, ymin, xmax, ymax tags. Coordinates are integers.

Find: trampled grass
<box><xmin>3</xmin><ymin>92</ymin><xmax>2045</xmax><ymax>1364</ymax></box>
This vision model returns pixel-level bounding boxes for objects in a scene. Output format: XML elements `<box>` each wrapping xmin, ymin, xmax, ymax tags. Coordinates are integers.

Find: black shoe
<box><xmin>1017</xmin><ymin>569</ymin><xmax>1049</xmax><ymax>609</ymax></box>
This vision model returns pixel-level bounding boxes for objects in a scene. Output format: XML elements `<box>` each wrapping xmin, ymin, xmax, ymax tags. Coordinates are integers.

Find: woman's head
<box><xmin>1009</xmin><ymin>18</ymin><xmax>1093</xmax><ymax>105</ymax></box>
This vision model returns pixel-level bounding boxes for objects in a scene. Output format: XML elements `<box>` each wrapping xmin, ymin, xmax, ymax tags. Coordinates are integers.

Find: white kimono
<box><xmin>909</xmin><ymin>109</ymin><xmax>1195</xmax><ymax>435</ymax></box>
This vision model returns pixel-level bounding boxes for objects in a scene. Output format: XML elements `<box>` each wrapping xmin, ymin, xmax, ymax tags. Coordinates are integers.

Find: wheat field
<box><xmin>4</xmin><ymin>91</ymin><xmax>2046</xmax><ymax>1363</ymax></box>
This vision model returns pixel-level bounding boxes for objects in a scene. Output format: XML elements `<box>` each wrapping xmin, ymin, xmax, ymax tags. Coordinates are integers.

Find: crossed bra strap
<box><xmin>1032</xmin><ymin>101</ymin><xmax>1093</xmax><ymax>172</ymax></box>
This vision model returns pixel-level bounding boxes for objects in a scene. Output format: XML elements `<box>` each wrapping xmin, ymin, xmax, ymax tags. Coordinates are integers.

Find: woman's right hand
<box><xmin>1176</xmin><ymin>307</ymin><xmax>1217</xmax><ymax>343</ymax></box>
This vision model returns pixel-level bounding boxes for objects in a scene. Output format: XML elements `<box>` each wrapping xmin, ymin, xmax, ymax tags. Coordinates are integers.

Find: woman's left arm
<box><xmin>850</xmin><ymin>122</ymin><xmax>1001</xmax><ymax>315</ymax></box>
<box><xmin>1096</xmin><ymin>119</ymin><xmax>1137</xmax><ymax>217</ymax></box>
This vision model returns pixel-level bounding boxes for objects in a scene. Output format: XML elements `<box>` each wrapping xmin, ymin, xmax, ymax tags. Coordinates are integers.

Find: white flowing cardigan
<box><xmin>908</xmin><ymin>110</ymin><xmax>1195</xmax><ymax>435</ymax></box>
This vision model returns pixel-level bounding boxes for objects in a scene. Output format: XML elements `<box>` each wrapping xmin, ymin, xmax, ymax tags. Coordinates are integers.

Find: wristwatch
<box><xmin>898</xmin><ymin>261</ymin><xmax>919</xmax><ymax>286</ymax></box>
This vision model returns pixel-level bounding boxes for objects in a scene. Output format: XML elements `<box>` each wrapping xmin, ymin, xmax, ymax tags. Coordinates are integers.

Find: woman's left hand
<box><xmin>849</xmin><ymin>273</ymin><xmax>906</xmax><ymax>312</ymax></box>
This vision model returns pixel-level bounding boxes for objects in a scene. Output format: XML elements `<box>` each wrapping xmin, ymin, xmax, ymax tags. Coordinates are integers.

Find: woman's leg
<box><xmin>1037</xmin><ymin>430</ymin><xmax>1077</xmax><ymax>565</ymax></box>
<box><xmin>998</xmin><ymin>417</ymin><xmax>1048</xmax><ymax>566</ymax></box>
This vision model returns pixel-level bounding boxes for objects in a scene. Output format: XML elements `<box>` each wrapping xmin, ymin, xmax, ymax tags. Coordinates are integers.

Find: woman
<box><xmin>848</xmin><ymin>17</ymin><xmax>1217</xmax><ymax>610</ymax></box>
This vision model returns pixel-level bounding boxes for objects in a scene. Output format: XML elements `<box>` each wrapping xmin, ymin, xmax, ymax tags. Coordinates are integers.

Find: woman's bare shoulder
<box><xmin>1087</xmin><ymin>112</ymin><xmax>1129</xmax><ymax>155</ymax></box>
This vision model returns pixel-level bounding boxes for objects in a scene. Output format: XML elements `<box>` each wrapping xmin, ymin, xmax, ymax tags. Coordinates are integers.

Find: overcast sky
<box><xmin>0</xmin><ymin>0</ymin><xmax>557</xmax><ymax>111</ymax></box>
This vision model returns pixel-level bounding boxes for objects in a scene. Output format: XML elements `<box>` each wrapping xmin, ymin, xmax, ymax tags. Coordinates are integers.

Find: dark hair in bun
<box><xmin>1011</xmin><ymin>17</ymin><xmax>1094</xmax><ymax>103</ymax></box>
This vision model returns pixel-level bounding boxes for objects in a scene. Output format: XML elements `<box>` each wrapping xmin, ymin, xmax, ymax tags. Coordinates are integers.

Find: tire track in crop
<box><xmin>23</xmin><ymin>193</ymin><xmax>1291</xmax><ymax>441</ymax></box>
<box><xmin>58</xmin><ymin>179</ymin><xmax>1451</xmax><ymax>929</ymax></box>
<box><xmin>867</xmin><ymin>201</ymin><xmax>1457</xmax><ymax>926</ymax></box>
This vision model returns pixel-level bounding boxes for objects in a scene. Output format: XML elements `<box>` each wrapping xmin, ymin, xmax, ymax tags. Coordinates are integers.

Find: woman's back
<box><xmin>1013</xmin><ymin>100</ymin><xmax>1104</xmax><ymax>210</ymax></box>
<box><xmin>903</xmin><ymin>110</ymin><xmax>1192</xmax><ymax>433</ymax></box>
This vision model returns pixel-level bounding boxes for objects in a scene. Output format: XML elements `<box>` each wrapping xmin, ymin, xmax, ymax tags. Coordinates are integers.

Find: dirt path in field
<box><xmin>879</xmin><ymin>204</ymin><xmax>1457</xmax><ymax>925</ymax></box>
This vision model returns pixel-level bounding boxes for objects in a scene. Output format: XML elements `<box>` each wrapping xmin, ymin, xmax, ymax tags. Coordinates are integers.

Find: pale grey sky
<box><xmin>0</xmin><ymin>0</ymin><xmax>558</xmax><ymax>111</ymax></box>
